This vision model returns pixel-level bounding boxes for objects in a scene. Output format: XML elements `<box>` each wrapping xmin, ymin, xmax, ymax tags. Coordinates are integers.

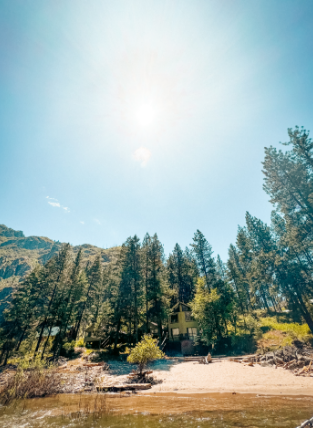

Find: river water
<box><xmin>0</xmin><ymin>392</ymin><xmax>312</xmax><ymax>428</ymax></box>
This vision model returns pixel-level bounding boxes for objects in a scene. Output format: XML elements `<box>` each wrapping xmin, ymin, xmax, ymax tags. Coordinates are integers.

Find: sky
<box><xmin>1</xmin><ymin>0</ymin><xmax>313</xmax><ymax>260</ymax></box>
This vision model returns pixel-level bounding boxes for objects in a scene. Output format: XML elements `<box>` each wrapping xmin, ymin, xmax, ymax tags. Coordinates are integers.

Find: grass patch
<box><xmin>257</xmin><ymin>317</ymin><xmax>312</xmax><ymax>352</ymax></box>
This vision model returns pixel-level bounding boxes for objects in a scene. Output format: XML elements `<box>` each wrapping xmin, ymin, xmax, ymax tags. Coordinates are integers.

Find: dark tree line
<box><xmin>0</xmin><ymin>233</ymin><xmax>199</xmax><ymax>364</ymax></box>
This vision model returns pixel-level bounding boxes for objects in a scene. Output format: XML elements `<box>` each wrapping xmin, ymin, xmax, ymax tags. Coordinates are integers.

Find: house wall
<box><xmin>168</xmin><ymin>309</ymin><xmax>198</xmax><ymax>341</ymax></box>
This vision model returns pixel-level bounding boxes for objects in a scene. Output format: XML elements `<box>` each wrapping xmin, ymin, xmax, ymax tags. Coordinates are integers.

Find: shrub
<box><xmin>0</xmin><ymin>355</ymin><xmax>60</xmax><ymax>404</ymax></box>
<box><xmin>127</xmin><ymin>335</ymin><xmax>164</xmax><ymax>375</ymax></box>
<box><xmin>260</xmin><ymin>317</ymin><xmax>311</xmax><ymax>340</ymax></box>
<box><xmin>61</xmin><ymin>340</ymin><xmax>76</xmax><ymax>357</ymax></box>
<box><xmin>257</xmin><ymin>317</ymin><xmax>313</xmax><ymax>352</ymax></box>
<box><xmin>76</xmin><ymin>338</ymin><xmax>85</xmax><ymax>347</ymax></box>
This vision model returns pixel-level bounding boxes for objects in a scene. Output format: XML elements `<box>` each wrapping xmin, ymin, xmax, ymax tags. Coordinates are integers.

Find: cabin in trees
<box><xmin>168</xmin><ymin>302</ymin><xmax>198</xmax><ymax>355</ymax></box>
<box><xmin>84</xmin><ymin>324</ymin><xmax>102</xmax><ymax>348</ymax></box>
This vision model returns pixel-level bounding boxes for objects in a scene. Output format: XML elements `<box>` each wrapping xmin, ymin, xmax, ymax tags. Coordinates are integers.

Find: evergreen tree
<box><xmin>113</xmin><ymin>236</ymin><xmax>143</xmax><ymax>348</ymax></box>
<box><xmin>191</xmin><ymin>230</ymin><xmax>216</xmax><ymax>290</ymax></box>
<box><xmin>167</xmin><ymin>244</ymin><xmax>197</xmax><ymax>304</ymax></box>
<box><xmin>34</xmin><ymin>244</ymin><xmax>72</xmax><ymax>355</ymax></box>
<box><xmin>142</xmin><ymin>233</ymin><xmax>170</xmax><ymax>339</ymax></box>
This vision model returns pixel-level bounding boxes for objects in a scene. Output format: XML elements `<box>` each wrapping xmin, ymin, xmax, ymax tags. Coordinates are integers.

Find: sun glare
<box><xmin>134</xmin><ymin>103</ymin><xmax>157</xmax><ymax>129</ymax></box>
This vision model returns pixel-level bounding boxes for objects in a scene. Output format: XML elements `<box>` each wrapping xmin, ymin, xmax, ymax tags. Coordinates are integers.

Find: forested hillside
<box><xmin>0</xmin><ymin>224</ymin><xmax>120</xmax><ymax>320</ymax></box>
<box><xmin>1</xmin><ymin>127</ymin><xmax>313</xmax><ymax>364</ymax></box>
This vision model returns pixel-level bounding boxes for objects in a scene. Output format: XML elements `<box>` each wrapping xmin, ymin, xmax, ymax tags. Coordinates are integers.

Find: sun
<box><xmin>134</xmin><ymin>103</ymin><xmax>157</xmax><ymax>129</ymax></box>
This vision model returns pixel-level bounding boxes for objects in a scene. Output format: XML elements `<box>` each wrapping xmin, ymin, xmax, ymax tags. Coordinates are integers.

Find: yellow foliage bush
<box><xmin>127</xmin><ymin>335</ymin><xmax>164</xmax><ymax>374</ymax></box>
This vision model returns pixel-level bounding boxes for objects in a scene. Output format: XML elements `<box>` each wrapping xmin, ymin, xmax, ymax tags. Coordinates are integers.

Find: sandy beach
<box><xmin>139</xmin><ymin>360</ymin><xmax>313</xmax><ymax>396</ymax></box>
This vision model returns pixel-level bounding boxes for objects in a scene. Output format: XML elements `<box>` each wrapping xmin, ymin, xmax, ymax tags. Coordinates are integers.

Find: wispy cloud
<box><xmin>80</xmin><ymin>221</ymin><xmax>85</xmax><ymax>225</ymax></box>
<box><xmin>48</xmin><ymin>201</ymin><xmax>61</xmax><ymax>208</ymax></box>
<box><xmin>94</xmin><ymin>218</ymin><xmax>101</xmax><ymax>225</ymax></box>
<box><xmin>46</xmin><ymin>197</ymin><xmax>70</xmax><ymax>212</ymax></box>
<box><xmin>133</xmin><ymin>147</ymin><xmax>151</xmax><ymax>167</ymax></box>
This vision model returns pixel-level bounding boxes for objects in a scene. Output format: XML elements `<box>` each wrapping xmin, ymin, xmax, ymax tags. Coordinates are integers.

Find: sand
<box><xmin>145</xmin><ymin>360</ymin><xmax>313</xmax><ymax>395</ymax></box>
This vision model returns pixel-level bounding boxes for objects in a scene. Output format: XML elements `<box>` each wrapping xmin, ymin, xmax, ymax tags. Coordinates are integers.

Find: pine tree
<box><xmin>113</xmin><ymin>236</ymin><xmax>143</xmax><ymax>348</ymax></box>
<box><xmin>262</xmin><ymin>127</ymin><xmax>313</xmax><ymax>331</ymax></box>
<box><xmin>167</xmin><ymin>244</ymin><xmax>197</xmax><ymax>304</ymax></box>
<box><xmin>191</xmin><ymin>230</ymin><xmax>216</xmax><ymax>290</ymax></box>
<box><xmin>142</xmin><ymin>233</ymin><xmax>170</xmax><ymax>339</ymax></box>
<box><xmin>34</xmin><ymin>244</ymin><xmax>72</xmax><ymax>355</ymax></box>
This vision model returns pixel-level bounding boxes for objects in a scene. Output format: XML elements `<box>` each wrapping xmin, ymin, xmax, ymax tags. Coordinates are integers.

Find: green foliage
<box><xmin>76</xmin><ymin>337</ymin><xmax>85</xmax><ymax>347</ymax></box>
<box><xmin>0</xmin><ymin>354</ymin><xmax>60</xmax><ymax>404</ymax></box>
<box><xmin>167</xmin><ymin>243</ymin><xmax>198</xmax><ymax>305</ymax></box>
<box><xmin>62</xmin><ymin>340</ymin><xmax>76</xmax><ymax>354</ymax></box>
<box><xmin>142</xmin><ymin>233</ymin><xmax>171</xmax><ymax>338</ymax></box>
<box><xmin>127</xmin><ymin>335</ymin><xmax>164</xmax><ymax>374</ymax></box>
<box><xmin>191</xmin><ymin>277</ymin><xmax>235</xmax><ymax>346</ymax></box>
<box><xmin>257</xmin><ymin>317</ymin><xmax>312</xmax><ymax>350</ymax></box>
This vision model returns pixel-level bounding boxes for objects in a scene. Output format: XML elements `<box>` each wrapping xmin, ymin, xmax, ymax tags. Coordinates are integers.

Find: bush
<box><xmin>230</xmin><ymin>334</ymin><xmax>257</xmax><ymax>354</ymax></box>
<box><xmin>61</xmin><ymin>340</ymin><xmax>76</xmax><ymax>357</ymax></box>
<box><xmin>0</xmin><ymin>355</ymin><xmax>60</xmax><ymax>404</ymax></box>
<box><xmin>257</xmin><ymin>317</ymin><xmax>313</xmax><ymax>352</ymax></box>
<box><xmin>127</xmin><ymin>335</ymin><xmax>164</xmax><ymax>375</ymax></box>
<box><xmin>76</xmin><ymin>338</ymin><xmax>85</xmax><ymax>347</ymax></box>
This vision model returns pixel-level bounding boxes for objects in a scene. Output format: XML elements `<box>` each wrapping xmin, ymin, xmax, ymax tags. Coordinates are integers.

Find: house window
<box><xmin>185</xmin><ymin>312</ymin><xmax>193</xmax><ymax>321</ymax></box>
<box><xmin>172</xmin><ymin>328</ymin><xmax>179</xmax><ymax>337</ymax></box>
<box><xmin>171</xmin><ymin>314</ymin><xmax>178</xmax><ymax>324</ymax></box>
<box><xmin>187</xmin><ymin>327</ymin><xmax>197</xmax><ymax>338</ymax></box>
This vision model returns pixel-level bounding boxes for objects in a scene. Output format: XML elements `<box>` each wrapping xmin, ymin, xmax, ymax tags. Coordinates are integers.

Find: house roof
<box><xmin>170</xmin><ymin>301</ymin><xmax>192</xmax><ymax>313</ymax></box>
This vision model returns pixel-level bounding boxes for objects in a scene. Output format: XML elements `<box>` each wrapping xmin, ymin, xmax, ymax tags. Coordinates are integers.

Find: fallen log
<box><xmin>296</xmin><ymin>415</ymin><xmax>313</xmax><ymax>428</ymax></box>
<box><xmin>127</xmin><ymin>370</ymin><xmax>153</xmax><ymax>378</ymax></box>
<box><xmin>83</xmin><ymin>363</ymin><xmax>104</xmax><ymax>367</ymax></box>
<box><xmin>296</xmin><ymin>361</ymin><xmax>312</xmax><ymax>377</ymax></box>
<box><xmin>96</xmin><ymin>383</ymin><xmax>151</xmax><ymax>391</ymax></box>
<box><xmin>283</xmin><ymin>359</ymin><xmax>296</xmax><ymax>369</ymax></box>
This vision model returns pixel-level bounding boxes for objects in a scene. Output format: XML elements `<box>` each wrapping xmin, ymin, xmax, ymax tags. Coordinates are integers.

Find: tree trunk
<box><xmin>15</xmin><ymin>326</ymin><xmax>28</xmax><ymax>351</ymax></box>
<box><xmin>113</xmin><ymin>318</ymin><xmax>121</xmax><ymax>353</ymax></box>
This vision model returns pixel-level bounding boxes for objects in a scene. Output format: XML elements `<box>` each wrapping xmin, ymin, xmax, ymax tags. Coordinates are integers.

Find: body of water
<box><xmin>0</xmin><ymin>392</ymin><xmax>312</xmax><ymax>428</ymax></box>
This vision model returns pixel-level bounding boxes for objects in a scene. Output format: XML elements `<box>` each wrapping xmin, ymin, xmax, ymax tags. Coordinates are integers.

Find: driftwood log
<box><xmin>83</xmin><ymin>363</ymin><xmax>105</xmax><ymax>367</ymax></box>
<box><xmin>229</xmin><ymin>344</ymin><xmax>313</xmax><ymax>376</ymax></box>
<box><xmin>96</xmin><ymin>383</ymin><xmax>151</xmax><ymax>391</ymax></box>
<box><xmin>296</xmin><ymin>415</ymin><xmax>313</xmax><ymax>428</ymax></box>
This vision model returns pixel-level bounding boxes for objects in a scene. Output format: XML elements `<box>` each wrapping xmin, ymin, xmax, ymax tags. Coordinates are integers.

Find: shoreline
<box><xmin>139</xmin><ymin>360</ymin><xmax>313</xmax><ymax>397</ymax></box>
<box><xmin>2</xmin><ymin>357</ymin><xmax>313</xmax><ymax>398</ymax></box>
<box><xmin>55</xmin><ymin>358</ymin><xmax>313</xmax><ymax>396</ymax></box>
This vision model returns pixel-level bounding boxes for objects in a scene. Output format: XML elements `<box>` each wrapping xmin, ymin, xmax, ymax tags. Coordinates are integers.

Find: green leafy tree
<box><xmin>127</xmin><ymin>334</ymin><xmax>164</xmax><ymax>375</ymax></box>
<box><xmin>191</xmin><ymin>278</ymin><xmax>234</xmax><ymax>346</ymax></box>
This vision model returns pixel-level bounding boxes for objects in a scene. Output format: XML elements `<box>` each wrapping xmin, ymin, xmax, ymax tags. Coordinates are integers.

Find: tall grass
<box><xmin>0</xmin><ymin>355</ymin><xmax>60</xmax><ymax>405</ymax></box>
<box><xmin>260</xmin><ymin>317</ymin><xmax>311</xmax><ymax>340</ymax></box>
<box><xmin>257</xmin><ymin>317</ymin><xmax>313</xmax><ymax>351</ymax></box>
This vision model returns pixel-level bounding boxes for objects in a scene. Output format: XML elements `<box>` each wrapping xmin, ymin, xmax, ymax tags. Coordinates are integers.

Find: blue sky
<box><xmin>1</xmin><ymin>0</ymin><xmax>313</xmax><ymax>260</ymax></box>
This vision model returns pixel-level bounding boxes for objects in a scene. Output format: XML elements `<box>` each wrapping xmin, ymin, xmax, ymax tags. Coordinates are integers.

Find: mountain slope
<box><xmin>0</xmin><ymin>224</ymin><xmax>120</xmax><ymax>319</ymax></box>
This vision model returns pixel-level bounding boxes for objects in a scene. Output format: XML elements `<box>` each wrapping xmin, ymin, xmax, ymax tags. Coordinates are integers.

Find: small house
<box><xmin>84</xmin><ymin>324</ymin><xmax>101</xmax><ymax>348</ymax></box>
<box><xmin>167</xmin><ymin>302</ymin><xmax>198</xmax><ymax>355</ymax></box>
